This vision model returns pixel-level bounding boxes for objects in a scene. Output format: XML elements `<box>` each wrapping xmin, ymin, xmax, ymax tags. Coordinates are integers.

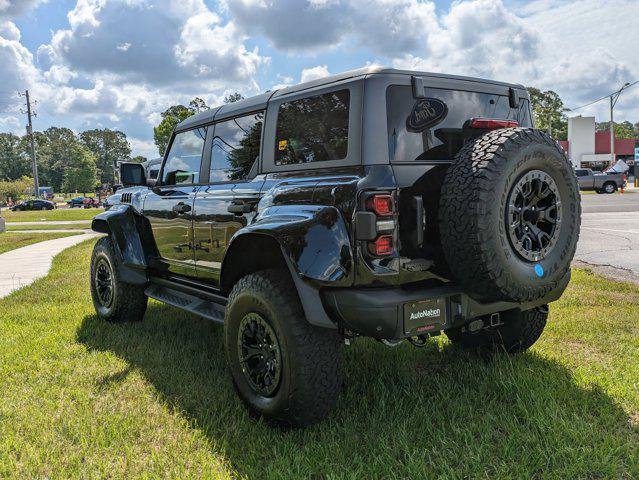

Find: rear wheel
<box><xmin>446</xmin><ymin>306</ymin><xmax>548</xmax><ymax>353</ymax></box>
<box><xmin>603</xmin><ymin>182</ymin><xmax>616</xmax><ymax>194</ymax></box>
<box><xmin>90</xmin><ymin>236</ymin><xmax>147</xmax><ymax>322</ymax></box>
<box><xmin>224</xmin><ymin>269</ymin><xmax>342</xmax><ymax>428</ymax></box>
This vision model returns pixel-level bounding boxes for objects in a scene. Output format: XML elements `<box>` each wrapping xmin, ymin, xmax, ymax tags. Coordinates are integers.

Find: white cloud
<box><xmin>226</xmin><ymin>0</ymin><xmax>439</xmax><ymax>58</ymax></box>
<box><xmin>0</xmin><ymin>19</ymin><xmax>19</xmax><ymax>40</ymax></box>
<box><xmin>225</xmin><ymin>0</ymin><xmax>348</xmax><ymax>51</ymax></box>
<box><xmin>518</xmin><ymin>0</ymin><xmax>639</xmax><ymax>119</ymax></box>
<box><xmin>392</xmin><ymin>0</ymin><xmax>539</xmax><ymax>83</ymax></box>
<box><xmin>300</xmin><ymin>65</ymin><xmax>330</xmax><ymax>83</ymax></box>
<box><xmin>0</xmin><ymin>115</ymin><xmax>20</xmax><ymax>133</ymax></box>
<box><xmin>42</xmin><ymin>0</ymin><xmax>267</xmax><ymax>87</ymax></box>
<box><xmin>0</xmin><ymin>0</ymin><xmax>47</xmax><ymax>19</ymax></box>
<box><xmin>128</xmin><ymin>136</ymin><xmax>159</xmax><ymax>159</ymax></box>
<box><xmin>0</xmin><ymin>21</ymin><xmax>39</xmax><ymax>93</ymax></box>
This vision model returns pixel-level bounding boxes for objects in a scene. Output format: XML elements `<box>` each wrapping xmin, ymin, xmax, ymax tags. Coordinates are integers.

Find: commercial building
<box><xmin>560</xmin><ymin>116</ymin><xmax>636</xmax><ymax>174</ymax></box>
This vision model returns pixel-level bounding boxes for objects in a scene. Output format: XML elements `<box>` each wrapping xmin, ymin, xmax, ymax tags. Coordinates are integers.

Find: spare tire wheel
<box><xmin>439</xmin><ymin>128</ymin><xmax>580</xmax><ymax>303</ymax></box>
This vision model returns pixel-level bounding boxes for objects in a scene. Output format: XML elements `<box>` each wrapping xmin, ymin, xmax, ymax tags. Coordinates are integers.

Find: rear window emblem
<box><xmin>406</xmin><ymin>98</ymin><xmax>448</xmax><ymax>132</ymax></box>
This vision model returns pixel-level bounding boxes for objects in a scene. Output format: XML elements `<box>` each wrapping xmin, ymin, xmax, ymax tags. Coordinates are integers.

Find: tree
<box><xmin>153</xmin><ymin>98</ymin><xmax>212</xmax><ymax>156</ymax></box>
<box><xmin>189</xmin><ymin>97</ymin><xmax>209</xmax><ymax>113</ymax></box>
<box><xmin>0</xmin><ymin>133</ymin><xmax>30</xmax><ymax>181</ymax></box>
<box><xmin>32</xmin><ymin>127</ymin><xmax>79</xmax><ymax>191</ymax></box>
<box><xmin>80</xmin><ymin>129</ymin><xmax>132</xmax><ymax>184</ymax></box>
<box><xmin>130</xmin><ymin>155</ymin><xmax>147</xmax><ymax>163</ymax></box>
<box><xmin>0</xmin><ymin>176</ymin><xmax>32</xmax><ymax>202</ymax></box>
<box><xmin>528</xmin><ymin>87</ymin><xmax>569</xmax><ymax>140</ymax></box>
<box><xmin>224</xmin><ymin>92</ymin><xmax>244</xmax><ymax>104</ymax></box>
<box><xmin>61</xmin><ymin>144</ymin><xmax>98</xmax><ymax>194</ymax></box>
<box><xmin>596</xmin><ymin>120</ymin><xmax>635</xmax><ymax>139</ymax></box>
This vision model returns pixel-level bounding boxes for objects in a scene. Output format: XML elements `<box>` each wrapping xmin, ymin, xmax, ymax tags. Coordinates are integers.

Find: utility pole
<box><xmin>610</xmin><ymin>95</ymin><xmax>615</xmax><ymax>166</ymax></box>
<box><xmin>23</xmin><ymin>90</ymin><xmax>39</xmax><ymax>198</ymax></box>
<box><xmin>547</xmin><ymin>112</ymin><xmax>552</xmax><ymax>137</ymax></box>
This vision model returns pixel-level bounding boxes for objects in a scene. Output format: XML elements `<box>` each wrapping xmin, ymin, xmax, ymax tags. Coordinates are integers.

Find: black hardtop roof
<box><xmin>176</xmin><ymin>66</ymin><xmax>526</xmax><ymax>132</ymax></box>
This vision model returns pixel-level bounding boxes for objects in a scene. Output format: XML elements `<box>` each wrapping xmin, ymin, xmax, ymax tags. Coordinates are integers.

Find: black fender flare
<box><xmin>91</xmin><ymin>204</ymin><xmax>153</xmax><ymax>285</ymax></box>
<box><xmin>222</xmin><ymin>204</ymin><xmax>355</xmax><ymax>329</ymax></box>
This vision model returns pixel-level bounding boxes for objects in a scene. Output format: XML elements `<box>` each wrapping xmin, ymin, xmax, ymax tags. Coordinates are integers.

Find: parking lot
<box><xmin>576</xmin><ymin>192</ymin><xmax>639</xmax><ymax>283</ymax></box>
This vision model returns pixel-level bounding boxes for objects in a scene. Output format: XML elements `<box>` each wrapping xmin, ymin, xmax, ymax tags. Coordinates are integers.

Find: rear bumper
<box><xmin>322</xmin><ymin>272</ymin><xmax>570</xmax><ymax>340</ymax></box>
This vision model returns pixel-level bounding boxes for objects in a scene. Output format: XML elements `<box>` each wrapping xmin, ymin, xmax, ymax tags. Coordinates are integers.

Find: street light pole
<box><xmin>610</xmin><ymin>95</ymin><xmax>615</xmax><ymax>166</ymax></box>
<box><xmin>609</xmin><ymin>82</ymin><xmax>631</xmax><ymax>167</ymax></box>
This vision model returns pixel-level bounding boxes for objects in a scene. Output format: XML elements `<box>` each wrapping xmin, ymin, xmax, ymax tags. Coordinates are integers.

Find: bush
<box><xmin>0</xmin><ymin>176</ymin><xmax>33</xmax><ymax>203</ymax></box>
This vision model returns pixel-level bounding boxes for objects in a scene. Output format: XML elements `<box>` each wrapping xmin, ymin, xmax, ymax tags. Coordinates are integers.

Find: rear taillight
<box><xmin>470</xmin><ymin>118</ymin><xmax>519</xmax><ymax>130</ymax></box>
<box><xmin>366</xmin><ymin>194</ymin><xmax>394</xmax><ymax>216</ymax></box>
<box><xmin>362</xmin><ymin>192</ymin><xmax>396</xmax><ymax>256</ymax></box>
<box><xmin>368</xmin><ymin>235</ymin><xmax>394</xmax><ymax>256</ymax></box>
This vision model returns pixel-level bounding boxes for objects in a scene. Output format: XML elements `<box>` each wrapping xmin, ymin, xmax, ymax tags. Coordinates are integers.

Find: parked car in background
<box><xmin>82</xmin><ymin>197</ymin><xmax>100</xmax><ymax>208</ymax></box>
<box><xmin>9</xmin><ymin>199</ymin><xmax>56</xmax><ymax>211</ymax></box>
<box><xmin>67</xmin><ymin>196</ymin><xmax>101</xmax><ymax>208</ymax></box>
<box><xmin>575</xmin><ymin>168</ymin><xmax>627</xmax><ymax>194</ymax></box>
<box><xmin>67</xmin><ymin>196</ymin><xmax>86</xmax><ymax>208</ymax></box>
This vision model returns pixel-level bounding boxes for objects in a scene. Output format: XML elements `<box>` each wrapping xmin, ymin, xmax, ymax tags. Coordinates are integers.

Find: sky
<box><xmin>0</xmin><ymin>0</ymin><xmax>637</xmax><ymax>159</ymax></box>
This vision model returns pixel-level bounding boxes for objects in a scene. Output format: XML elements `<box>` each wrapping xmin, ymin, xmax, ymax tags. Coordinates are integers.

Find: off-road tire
<box><xmin>90</xmin><ymin>236</ymin><xmax>147</xmax><ymax>322</ymax></box>
<box><xmin>446</xmin><ymin>306</ymin><xmax>548</xmax><ymax>353</ymax></box>
<box><xmin>439</xmin><ymin>128</ymin><xmax>580</xmax><ymax>303</ymax></box>
<box><xmin>224</xmin><ymin>269</ymin><xmax>342</xmax><ymax>428</ymax></box>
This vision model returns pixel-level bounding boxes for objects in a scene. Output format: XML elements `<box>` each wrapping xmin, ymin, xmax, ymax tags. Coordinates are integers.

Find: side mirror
<box><xmin>120</xmin><ymin>162</ymin><xmax>146</xmax><ymax>187</ymax></box>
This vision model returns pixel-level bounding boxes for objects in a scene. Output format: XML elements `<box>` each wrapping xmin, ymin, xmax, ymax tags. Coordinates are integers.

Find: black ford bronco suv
<box><xmin>90</xmin><ymin>67</ymin><xmax>580</xmax><ymax>427</ymax></box>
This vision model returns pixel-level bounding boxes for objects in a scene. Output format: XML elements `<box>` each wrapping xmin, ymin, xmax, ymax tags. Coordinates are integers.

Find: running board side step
<box><xmin>145</xmin><ymin>284</ymin><xmax>226</xmax><ymax>323</ymax></box>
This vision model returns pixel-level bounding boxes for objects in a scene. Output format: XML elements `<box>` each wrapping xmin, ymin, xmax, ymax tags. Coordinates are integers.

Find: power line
<box><xmin>568</xmin><ymin>80</ymin><xmax>639</xmax><ymax>111</ymax></box>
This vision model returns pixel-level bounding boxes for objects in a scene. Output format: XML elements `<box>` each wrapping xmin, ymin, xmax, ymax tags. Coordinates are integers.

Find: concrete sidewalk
<box><xmin>6</xmin><ymin>220</ymin><xmax>90</xmax><ymax>226</ymax></box>
<box><xmin>0</xmin><ymin>233</ymin><xmax>99</xmax><ymax>299</ymax></box>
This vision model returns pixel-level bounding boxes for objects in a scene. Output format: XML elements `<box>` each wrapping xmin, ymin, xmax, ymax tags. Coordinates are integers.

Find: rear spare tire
<box><xmin>439</xmin><ymin>128</ymin><xmax>580</xmax><ymax>303</ymax></box>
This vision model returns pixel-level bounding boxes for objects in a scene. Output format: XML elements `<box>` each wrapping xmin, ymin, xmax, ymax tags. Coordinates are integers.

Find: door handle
<box><xmin>172</xmin><ymin>202</ymin><xmax>191</xmax><ymax>214</ymax></box>
<box><xmin>227</xmin><ymin>201</ymin><xmax>253</xmax><ymax>215</ymax></box>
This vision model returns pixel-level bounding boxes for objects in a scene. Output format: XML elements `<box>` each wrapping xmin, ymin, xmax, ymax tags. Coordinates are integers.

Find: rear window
<box><xmin>387</xmin><ymin>85</ymin><xmax>532</xmax><ymax>162</ymax></box>
<box><xmin>275</xmin><ymin>89</ymin><xmax>350</xmax><ymax>165</ymax></box>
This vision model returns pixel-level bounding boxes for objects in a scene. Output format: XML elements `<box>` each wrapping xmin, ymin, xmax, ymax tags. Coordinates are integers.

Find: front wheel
<box><xmin>90</xmin><ymin>236</ymin><xmax>147</xmax><ymax>322</ymax></box>
<box><xmin>445</xmin><ymin>306</ymin><xmax>548</xmax><ymax>353</ymax></box>
<box><xmin>224</xmin><ymin>269</ymin><xmax>342</xmax><ymax>428</ymax></box>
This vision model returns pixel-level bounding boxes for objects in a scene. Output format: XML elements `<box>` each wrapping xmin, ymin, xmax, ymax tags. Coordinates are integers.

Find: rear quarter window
<box><xmin>274</xmin><ymin>89</ymin><xmax>350</xmax><ymax>165</ymax></box>
<box><xmin>386</xmin><ymin>85</ymin><xmax>532</xmax><ymax>162</ymax></box>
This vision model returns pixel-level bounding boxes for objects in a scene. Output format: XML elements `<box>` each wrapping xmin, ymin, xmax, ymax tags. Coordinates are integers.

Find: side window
<box><xmin>275</xmin><ymin>89</ymin><xmax>350</xmax><ymax>166</ymax></box>
<box><xmin>162</xmin><ymin>127</ymin><xmax>207</xmax><ymax>185</ymax></box>
<box><xmin>210</xmin><ymin>112</ymin><xmax>263</xmax><ymax>182</ymax></box>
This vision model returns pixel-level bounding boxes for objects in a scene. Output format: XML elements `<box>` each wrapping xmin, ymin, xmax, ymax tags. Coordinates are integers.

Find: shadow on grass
<box><xmin>77</xmin><ymin>303</ymin><xmax>639</xmax><ymax>477</ymax></box>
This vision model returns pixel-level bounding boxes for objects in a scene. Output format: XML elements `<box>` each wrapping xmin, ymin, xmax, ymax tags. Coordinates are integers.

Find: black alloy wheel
<box><xmin>94</xmin><ymin>257</ymin><xmax>114</xmax><ymax>309</ymax></box>
<box><xmin>507</xmin><ymin>170</ymin><xmax>561</xmax><ymax>262</ymax></box>
<box><xmin>237</xmin><ymin>312</ymin><xmax>282</xmax><ymax>397</ymax></box>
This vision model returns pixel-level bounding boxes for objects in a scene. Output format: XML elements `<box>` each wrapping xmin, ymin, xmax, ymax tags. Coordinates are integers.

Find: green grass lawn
<box><xmin>0</xmin><ymin>231</ymin><xmax>81</xmax><ymax>254</ymax></box>
<box><xmin>1</xmin><ymin>240</ymin><xmax>638</xmax><ymax>478</ymax></box>
<box><xmin>7</xmin><ymin>223</ymin><xmax>91</xmax><ymax>231</ymax></box>
<box><xmin>1</xmin><ymin>207</ymin><xmax>103</xmax><ymax>223</ymax></box>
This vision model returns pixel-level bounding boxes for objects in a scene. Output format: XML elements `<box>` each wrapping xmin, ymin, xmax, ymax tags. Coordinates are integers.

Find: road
<box><xmin>576</xmin><ymin>192</ymin><xmax>639</xmax><ymax>283</ymax></box>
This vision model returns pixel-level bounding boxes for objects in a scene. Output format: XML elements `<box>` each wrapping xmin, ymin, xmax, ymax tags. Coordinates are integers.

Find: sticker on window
<box><xmin>278</xmin><ymin>140</ymin><xmax>288</xmax><ymax>151</ymax></box>
<box><xmin>406</xmin><ymin>98</ymin><xmax>448</xmax><ymax>133</ymax></box>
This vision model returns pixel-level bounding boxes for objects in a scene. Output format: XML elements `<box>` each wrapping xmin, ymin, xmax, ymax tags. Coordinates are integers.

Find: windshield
<box><xmin>387</xmin><ymin>85</ymin><xmax>532</xmax><ymax>162</ymax></box>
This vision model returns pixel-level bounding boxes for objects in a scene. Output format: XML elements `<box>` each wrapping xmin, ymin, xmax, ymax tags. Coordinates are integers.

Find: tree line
<box><xmin>0</xmin><ymin>128</ymin><xmax>145</xmax><ymax>194</ymax></box>
<box><xmin>528</xmin><ymin>87</ymin><xmax>639</xmax><ymax>141</ymax></box>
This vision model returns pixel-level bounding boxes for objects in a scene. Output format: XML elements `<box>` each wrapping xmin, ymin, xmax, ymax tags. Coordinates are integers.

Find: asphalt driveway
<box><xmin>576</xmin><ymin>191</ymin><xmax>639</xmax><ymax>283</ymax></box>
